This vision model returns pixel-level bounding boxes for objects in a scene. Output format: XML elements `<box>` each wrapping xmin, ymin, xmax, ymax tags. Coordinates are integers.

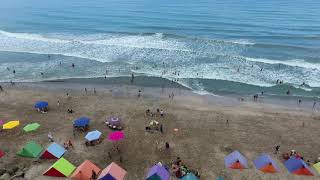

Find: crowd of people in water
<box><xmin>1</xmin><ymin>54</ymin><xmax>319</xmax><ymax>110</ymax></box>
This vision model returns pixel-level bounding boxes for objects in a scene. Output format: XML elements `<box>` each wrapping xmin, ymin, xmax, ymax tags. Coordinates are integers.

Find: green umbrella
<box><xmin>23</xmin><ymin>123</ymin><xmax>40</xmax><ymax>132</ymax></box>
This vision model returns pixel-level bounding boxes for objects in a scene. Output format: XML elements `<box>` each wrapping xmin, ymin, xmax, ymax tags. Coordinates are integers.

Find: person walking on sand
<box><xmin>131</xmin><ymin>72</ymin><xmax>134</xmax><ymax>83</ymax></box>
<box><xmin>85</xmin><ymin>88</ymin><xmax>87</xmax><ymax>95</ymax></box>
<box><xmin>313</xmin><ymin>100</ymin><xmax>317</xmax><ymax>110</ymax></box>
<box><xmin>48</xmin><ymin>132</ymin><xmax>54</xmax><ymax>142</ymax></box>
<box><xmin>165</xmin><ymin>142</ymin><xmax>170</xmax><ymax>149</ymax></box>
<box><xmin>0</xmin><ymin>85</ymin><xmax>3</xmax><ymax>92</ymax></box>
<box><xmin>93</xmin><ymin>88</ymin><xmax>96</xmax><ymax>95</ymax></box>
<box><xmin>275</xmin><ymin>145</ymin><xmax>280</xmax><ymax>154</ymax></box>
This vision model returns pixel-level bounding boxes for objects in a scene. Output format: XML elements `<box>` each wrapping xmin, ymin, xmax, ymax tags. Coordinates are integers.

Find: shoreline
<box><xmin>1</xmin><ymin>76</ymin><xmax>319</xmax><ymax>112</ymax></box>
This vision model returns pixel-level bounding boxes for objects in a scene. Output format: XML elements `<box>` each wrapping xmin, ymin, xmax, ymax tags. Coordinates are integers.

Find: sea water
<box><xmin>0</xmin><ymin>0</ymin><xmax>319</xmax><ymax>97</ymax></box>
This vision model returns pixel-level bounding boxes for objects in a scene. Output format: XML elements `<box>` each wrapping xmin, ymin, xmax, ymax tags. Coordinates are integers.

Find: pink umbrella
<box><xmin>0</xmin><ymin>120</ymin><xmax>4</xmax><ymax>126</ymax></box>
<box><xmin>108</xmin><ymin>131</ymin><xmax>125</xmax><ymax>142</ymax></box>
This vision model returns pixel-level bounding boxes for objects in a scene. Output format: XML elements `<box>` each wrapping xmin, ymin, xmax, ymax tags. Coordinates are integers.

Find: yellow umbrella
<box><xmin>3</xmin><ymin>120</ymin><xmax>20</xmax><ymax>129</ymax></box>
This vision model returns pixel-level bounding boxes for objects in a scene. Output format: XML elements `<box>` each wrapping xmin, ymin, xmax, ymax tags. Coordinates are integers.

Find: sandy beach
<box><xmin>0</xmin><ymin>79</ymin><xmax>319</xmax><ymax>180</ymax></box>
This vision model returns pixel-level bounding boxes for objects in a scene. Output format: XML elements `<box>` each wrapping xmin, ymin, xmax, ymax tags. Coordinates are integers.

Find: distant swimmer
<box><xmin>286</xmin><ymin>89</ymin><xmax>290</xmax><ymax>95</ymax></box>
<box><xmin>13</xmin><ymin>69</ymin><xmax>16</xmax><ymax>74</ymax></box>
<box><xmin>237</xmin><ymin>68</ymin><xmax>240</xmax><ymax>73</ymax></box>
<box><xmin>40</xmin><ymin>72</ymin><xmax>44</xmax><ymax>76</ymax></box>
<box><xmin>300</xmin><ymin>82</ymin><xmax>306</xmax><ymax>86</ymax></box>
<box><xmin>276</xmin><ymin>79</ymin><xmax>279</xmax><ymax>84</ymax></box>
<box><xmin>48</xmin><ymin>54</ymin><xmax>51</xmax><ymax>59</ymax></box>
<box><xmin>72</xmin><ymin>63</ymin><xmax>75</xmax><ymax>68</ymax></box>
<box><xmin>6</xmin><ymin>67</ymin><xmax>10</xmax><ymax>71</ymax></box>
<box><xmin>251</xmin><ymin>64</ymin><xmax>253</xmax><ymax>68</ymax></box>
<box><xmin>260</xmin><ymin>68</ymin><xmax>263</xmax><ymax>71</ymax></box>
<box><xmin>59</xmin><ymin>61</ymin><xmax>62</xmax><ymax>65</ymax></box>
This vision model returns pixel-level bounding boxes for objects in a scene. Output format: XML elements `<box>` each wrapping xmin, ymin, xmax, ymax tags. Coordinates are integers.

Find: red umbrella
<box><xmin>0</xmin><ymin>150</ymin><xmax>5</xmax><ymax>158</ymax></box>
<box><xmin>108</xmin><ymin>131</ymin><xmax>125</xmax><ymax>142</ymax></box>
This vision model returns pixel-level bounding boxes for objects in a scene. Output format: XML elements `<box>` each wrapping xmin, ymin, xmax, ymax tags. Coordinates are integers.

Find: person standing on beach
<box><xmin>313</xmin><ymin>100</ymin><xmax>317</xmax><ymax>110</ymax></box>
<box><xmin>0</xmin><ymin>85</ymin><xmax>3</xmax><ymax>92</ymax></box>
<box><xmin>85</xmin><ymin>88</ymin><xmax>87</xmax><ymax>95</ymax></box>
<box><xmin>275</xmin><ymin>145</ymin><xmax>280</xmax><ymax>154</ymax></box>
<box><xmin>93</xmin><ymin>88</ymin><xmax>96</xmax><ymax>95</ymax></box>
<box><xmin>131</xmin><ymin>72</ymin><xmax>134</xmax><ymax>83</ymax></box>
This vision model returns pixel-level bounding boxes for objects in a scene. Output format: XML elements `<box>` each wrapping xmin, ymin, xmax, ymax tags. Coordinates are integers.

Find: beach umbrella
<box><xmin>0</xmin><ymin>150</ymin><xmax>5</xmax><ymax>158</ymax></box>
<box><xmin>34</xmin><ymin>101</ymin><xmax>48</xmax><ymax>109</ymax></box>
<box><xmin>224</xmin><ymin>151</ymin><xmax>248</xmax><ymax>170</ymax></box>
<box><xmin>23</xmin><ymin>123</ymin><xmax>40</xmax><ymax>132</ymax></box>
<box><xmin>106</xmin><ymin>117</ymin><xmax>121</xmax><ymax>127</ymax></box>
<box><xmin>146</xmin><ymin>164</ymin><xmax>170</xmax><ymax>180</ymax></box>
<box><xmin>85</xmin><ymin>130</ymin><xmax>102</xmax><ymax>142</ymax></box>
<box><xmin>253</xmin><ymin>153</ymin><xmax>280</xmax><ymax>173</ymax></box>
<box><xmin>3</xmin><ymin>120</ymin><xmax>20</xmax><ymax>129</ymax></box>
<box><xmin>73</xmin><ymin>117</ymin><xmax>90</xmax><ymax>127</ymax></box>
<box><xmin>108</xmin><ymin>131</ymin><xmax>125</xmax><ymax>142</ymax></box>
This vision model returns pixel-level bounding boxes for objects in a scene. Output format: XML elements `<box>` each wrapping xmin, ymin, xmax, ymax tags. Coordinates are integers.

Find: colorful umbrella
<box><xmin>34</xmin><ymin>101</ymin><xmax>48</xmax><ymax>109</ymax></box>
<box><xmin>3</xmin><ymin>120</ymin><xmax>20</xmax><ymax>129</ymax></box>
<box><xmin>23</xmin><ymin>123</ymin><xmax>40</xmax><ymax>132</ymax></box>
<box><xmin>74</xmin><ymin>117</ymin><xmax>90</xmax><ymax>127</ymax></box>
<box><xmin>0</xmin><ymin>150</ymin><xmax>5</xmax><ymax>158</ymax></box>
<box><xmin>85</xmin><ymin>130</ymin><xmax>102</xmax><ymax>142</ymax></box>
<box><xmin>0</xmin><ymin>120</ymin><xmax>4</xmax><ymax>126</ymax></box>
<box><xmin>108</xmin><ymin>131</ymin><xmax>125</xmax><ymax>141</ymax></box>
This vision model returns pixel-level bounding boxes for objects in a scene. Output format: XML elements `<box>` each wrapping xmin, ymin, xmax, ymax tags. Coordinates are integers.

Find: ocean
<box><xmin>0</xmin><ymin>0</ymin><xmax>319</xmax><ymax>97</ymax></box>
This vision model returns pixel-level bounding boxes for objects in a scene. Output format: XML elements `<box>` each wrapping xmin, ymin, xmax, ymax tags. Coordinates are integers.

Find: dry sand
<box><xmin>0</xmin><ymin>83</ymin><xmax>319</xmax><ymax>180</ymax></box>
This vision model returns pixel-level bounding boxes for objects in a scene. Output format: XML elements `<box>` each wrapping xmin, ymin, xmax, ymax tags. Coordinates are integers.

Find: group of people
<box><xmin>171</xmin><ymin>157</ymin><xmax>200</xmax><ymax>179</ymax></box>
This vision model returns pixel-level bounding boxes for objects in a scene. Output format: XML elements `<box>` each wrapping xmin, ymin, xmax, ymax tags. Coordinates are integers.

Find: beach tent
<box><xmin>85</xmin><ymin>130</ymin><xmax>102</xmax><ymax>142</ymax></box>
<box><xmin>224</xmin><ymin>151</ymin><xmax>248</xmax><ymax>169</ymax></box>
<box><xmin>253</xmin><ymin>153</ymin><xmax>280</xmax><ymax>173</ymax></box>
<box><xmin>98</xmin><ymin>162</ymin><xmax>127</xmax><ymax>180</ymax></box>
<box><xmin>71</xmin><ymin>160</ymin><xmax>101</xmax><ymax>180</ymax></box>
<box><xmin>146</xmin><ymin>164</ymin><xmax>170</xmax><ymax>180</ymax></box>
<box><xmin>17</xmin><ymin>141</ymin><xmax>43</xmax><ymax>158</ymax></box>
<box><xmin>180</xmin><ymin>172</ymin><xmax>198</xmax><ymax>180</ymax></box>
<box><xmin>284</xmin><ymin>158</ymin><xmax>313</xmax><ymax>176</ymax></box>
<box><xmin>0</xmin><ymin>150</ymin><xmax>5</xmax><ymax>158</ymax></box>
<box><xmin>216</xmin><ymin>176</ymin><xmax>225</xmax><ymax>180</ymax></box>
<box><xmin>43</xmin><ymin>157</ymin><xmax>76</xmax><ymax>177</ymax></box>
<box><xmin>3</xmin><ymin>120</ymin><xmax>20</xmax><ymax>129</ymax></box>
<box><xmin>23</xmin><ymin>123</ymin><xmax>40</xmax><ymax>132</ymax></box>
<box><xmin>34</xmin><ymin>101</ymin><xmax>48</xmax><ymax>109</ymax></box>
<box><xmin>74</xmin><ymin>117</ymin><xmax>90</xmax><ymax>128</ymax></box>
<box><xmin>41</xmin><ymin>142</ymin><xmax>66</xmax><ymax>159</ymax></box>
<box><xmin>313</xmin><ymin>162</ymin><xmax>320</xmax><ymax>174</ymax></box>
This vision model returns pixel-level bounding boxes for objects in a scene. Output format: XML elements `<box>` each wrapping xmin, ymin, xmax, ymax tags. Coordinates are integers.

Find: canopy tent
<box><xmin>17</xmin><ymin>141</ymin><xmax>43</xmax><ymax>158</ymax></box>
<box><xmin>34</xmin><ymin>101</ymin><xmax>48</xmax><ymax>109</ymax></box>
<box><xmin>3</xmin><ymin>120</ymin><xmax>20</xmax><ymax>129</ymax></box>
<box><xmin>180</xmin><ymin>172</ymin><xmax>198</xmax><ymax>180</ymax></box>
<box><xmin>41</xmin><ymin>142</ymin><xmax>66</xmax><ymax>159</ymax></box>
<box><xmin>98</xmin><ymin>162</ymin><xmax>127</xmax><ymax>180</ymax></box>
<box><xmin>313</xmin><ymin>162</ymin><xmax>320</xmax><ymax>175</ymax></box>
<box><xmin>253</xmin><ymin>153</ymin><xmax>280</xmax><ymax>173</ymax></box>
<box><xmin>146</xmin><ymin>164</ymin><xmax>170</xmax><ymax>180</ymax></box>
<box><xmin>43</xmin><ymin>157</ymin><xmax>76</xmax><ymax>177</ymax></box>
<box><xmin>71</xmin><ymin>160</ymin><xmax>101</xmax><ymax>180</ymax></box>
<box><xmin>108</xmin><ymin>131</ymin><xmax>125</xmax><ymax>142</ymax></box>
<box><xmin>224</xmin><ymin>151</ymin><xmax>248</xmax><ymax>170</ymax></box>
<box><xmin>23</xmin><ymin>123</ymin><xmax>40</xmax><ymax>132</ymax></box>
<box><xmin>0</xmin><ymin>150</ymin><xmax>5</xmax><ymax>158</ymax></box>
<box><xmin>85</xmin><ymin>130</ymin><xmax>102</xmax><ymax>142</ymax></box>
<box><xmin>284</xmin><ymin>158</ymin><xmax>314</xmax><ymax>176</ymax></box>
<box><xmin>74</xmin><ymin>117</ymin><xmax>90</xmax><ymax>127</ymax></box>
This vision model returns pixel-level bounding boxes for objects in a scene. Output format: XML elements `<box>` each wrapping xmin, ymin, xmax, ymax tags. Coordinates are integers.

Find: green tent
<box><xmin>17</xmin><ymin>141</ymin><xmax>43</xmax><ymax>158</ymax></box>
<box><xmin>23</xmin><ymin>123</ymin><xmax>40</xmax><ymax>132</ymax></box>
<box><xmin>43</xmin><ymin>157</ymin><xmax>76</xmax><ymax>177</ymax></box>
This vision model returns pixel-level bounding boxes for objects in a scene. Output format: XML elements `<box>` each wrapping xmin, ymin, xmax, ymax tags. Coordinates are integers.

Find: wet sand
<box><xmin>0</xmin><ymin>80</ymin><xmax>319</xmax><ymax>180</ymax></box>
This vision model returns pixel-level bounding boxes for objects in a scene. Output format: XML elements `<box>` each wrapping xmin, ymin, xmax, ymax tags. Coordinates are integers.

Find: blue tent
<box><xmin>284</xmin><ymin>158</ymin><xmax>314</xmax><ymax>176</ymax></box>
<box><xmin>253</xmin><ymin>153</ymin><xmax>280</xmax><ymax>173</ymax></box>
<box><xmin>74</xmin><ymin>117</ymin><xmax>90</xmax><ymax>127</ymax></box>
<box><xmin>224</xmin><ymin>151</ymin><xmax>248</xmax><ymax>169</ymax></box>
<box><xmin>180</xmin><ymin>173</ymin><xmax>198</xmax><ymax>180</ymax></box>
<box><xmin>34</xmin><ymin>101</ymin><xmax>48</xmax><ymax>109</ymax></box>
<box><xmin>85</xmin><ymin>130</ymin><xmax>102</xmax><ymax>141</ymax></box>
<box><xmin>41</xmin><ymin>142</ymin><xmax>66</xmax><ymax>159</ymax></box>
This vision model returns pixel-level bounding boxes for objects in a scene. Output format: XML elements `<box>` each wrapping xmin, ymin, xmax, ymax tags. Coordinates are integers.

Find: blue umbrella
<box><xmin>34</xmin><ymin>101</ymin><xmax>48</xmax><ymax>109</ymax></box>
<box><xmin>74</xmin><ymin>117</ymin><xmax>90</xmax><ymax>127</ymax></box>
<box><xmin>85</xmin><ymin>130</ymin><xmax>102</xmax><ymax>141</ymax></box>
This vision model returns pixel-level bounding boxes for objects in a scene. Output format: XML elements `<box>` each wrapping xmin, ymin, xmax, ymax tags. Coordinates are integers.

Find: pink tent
<box><xmin>98</xmin><ymin>162</ymin><xmax>126</xmax><ymax>180</ymax></box>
